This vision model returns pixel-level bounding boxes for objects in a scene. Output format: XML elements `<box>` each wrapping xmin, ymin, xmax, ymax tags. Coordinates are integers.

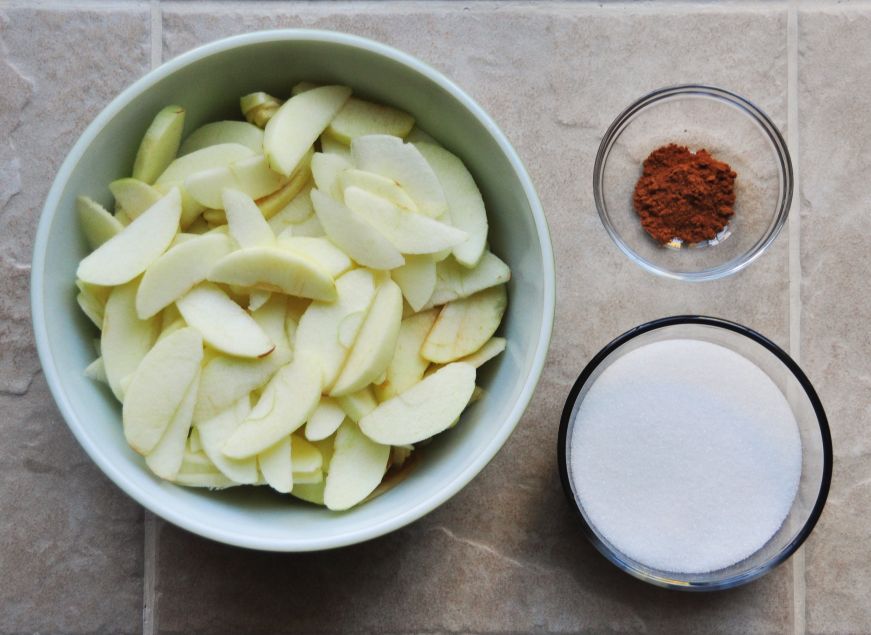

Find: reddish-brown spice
<box><xmin>632</xmin><ymin>144</ymin><xmax>737</xmax><ymax>245</ymax></box>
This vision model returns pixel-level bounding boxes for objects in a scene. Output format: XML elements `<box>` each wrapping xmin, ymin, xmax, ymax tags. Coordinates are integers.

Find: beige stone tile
<box><xmin>798</xmin><ymin>7</ymin><xmax>871</xmax><ymax>634</ymax></box>
<box><xmin>156</xmin><ymin>4</ymin><xmax>793</xmax><ymax>634</ymax></box>
<box><xmin>0</xmin><ymin>6</ymin><xmax>150</xmax><ymax>633</ymax></box>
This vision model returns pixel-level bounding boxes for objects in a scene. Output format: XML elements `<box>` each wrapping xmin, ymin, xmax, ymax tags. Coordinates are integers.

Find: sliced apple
<box><xmin>208</xmin><ymin>247</ymin><xmax>337</xmax><ymax>302</ymax></box>
<box><xmin>248</xmin><ymin>290</ymin><xmax>271</xmax><ymax>312</ymax></box>
<box><xmin>179</xmin><ymin>120</ymin><xmax>264</xmax><ymax>155</ymax></box>
<box><xmin>422</xmin><ymin>285</ymin><xmax>507</xmax><ymax>363</ymax></box>
<box><xmin>324</xmin><ymin>421</ymin><xmax>390</xmax><ymax>511</ymax></box>
<box><xmin>84</xmin><ymin>357</ymin><xmax>107</xmax><ymax>384</ymax></box>
<box><xmin>145</xmin><ymin>367</ymin><xmax>199</xmax><ymax>480</ymax></box>
<box><xmin>311</xmin><ymin>152</ymin><xmax>352</xmax><ymax>201</ymax></box>
<box><xmin>241</xmin><ymin>92</ymin><xmax>283</xmax><ymax>128</ymax></box>
<box><xmin>391</xmin><ymin>254</ymin><xmax>436</xmax><ymax>312</ymax></box>
<box><xmin>222</xmin><ymin>353</ymin><xmax>322</xmax><ymax>458</ymax></box>
<box><xmin>288</xmin><ymin>214</ymin><xmax>325</xmax><ymax>238</ymax></box>
<box><xmin>340</xmin><ymin>168</ymin><xmax>417</xmax><ymax>211</ymax></box>
<box><xmin>457</xmin><ymin>336</ymin><xmax>506</xmax><ymax>368</ymax></box>
<box><xmin>350</xmin><ymin>135</ymin><xmax>447</xmax><ymax>217</ymax></box>
<box><xmin>360</xmin><ymin>362</ymin><xmax>475</xmax><ymax>445</ymax></box>
<box><xmin>176</xmin><ymin>282</ymin><xmax>274</xmax><ymax>358</ymax></box>
<box><xmin>77</xmin><ymin>290</ymin><xmax>104</xmax><ymax>330</ymax></box>
<box><xmin>295</xmin><ymin>268</ymin><xmax>378</xmax><ymax>387</ymax></box>
<box><xmin>374</xmin><ymin>308</ymin><xmax>438</xmax><ymax>401</ymax></box>
<box><xmin>257</xmin><ymin>159</ymin><xmax>312</xmax><ymax>219</ymax></box>
<box><xmin>135</xmin><ymin>232</ymin><xmax>234</xmax><ymax>319</ymax></box>
<box><xmin>405</xmin><ymin>126</ymin><xmax>440</xmax><ymax>146</ymax></box>
<box><xmin>77</xmin><ymin>188</ymin><xmax>181</xmax><ymax>286</ymax></box>
<box><xmin>222</xmin><ymin>188</ymin><xmax>275</xmax><ymax>248</ymax></box>
<box><xmin>292</xmin><ymin>481</ymin><xmax>326</xmax><ymax>505</ymax></box>
<box><xmin>305</xmin><ymin>397</ymin><xmax>346</xmax><ymax>441</ymax></box>
<box><xmin>292</xmin><ymin>434</ymin><xmax>323</xmax><ymax>473</ymax></box>
<box><xmin>258</xmin><ymin>435</ymin><xmax>292</xmax><ymax>493</ymax></box>
<box><xmin>319</xmin><ymin>134</ymin><xmax>351</xmax><ymax>160</ymax></box>
<box><xmin>122</xmin><ymin>327</ymin><xmax>203</xmax><ymax>455</ymax></box>
<box><xmin>77</xmin><ymin>196</ymin><xmax>123</xmax><ymax>251</ymax></box>
<box><xmin>109</xmin><ymin>178</ymin><xmax>163</xmax><ymax>220</ymax></box>
<box><xmin>276</xmin><ymin>236</ymin><xmax>352</xmax><ymax>278</ymax></box>
<box><xmin>291</xmin><ymin>81</ymin><xmax>318</xmax><ymax>95</ymax></box>
<box><xmin>343</xmin><ymin>186</ymin><xmax>466</xmax><ymax>254</ymax></box>
<box><xmin>415</xmin><ymin>143</ymin><xmax>488</xmax><ymax>267</ymax></box>
<box><xmin>132</xmin><ymin>105</ymin><xmax>185</xmax><ymax>185</ymax></box>
<box><xmin>267</xmin><ymin>183</ymin><xmax>313</xmax><ymax>234</ymax></box>
<box><xmin>310</xmin><ymin>189</ymin><xmax>404</xmax><ymax>270</ymax></box>
<box><xmin>424</xmin><ymin>251</ymin><xmax>511</xmax><ymax>308</ymax></box>
<box><xmin>102</xmin><ymin>279</ymin><xmax>160</xmax><ymax>401</ymax></box>
<box><xmin>327</xmin><ymin>98</ymin><xmax>414</xmax><ymax>143</ymax></box>
<box><xmin>196</xmin><ymin>397</ymin><xmax>259</xmax><ymax>484</ymax></box>
<box><xmin>330</xmin><ymin>278</ymin><xmax>403</xmax><ymax>396</ymax></box>
<box><xmin>336</xmin><ymin>387</ymin><xmax>377</xmax><ymax>422</ymax></box>
<box><xmin>264</xmin><ymin>85</ymin><xmax>352</xmax><ymax>176</ymax></box>
<box><xmin>185</xmin><ymin>155</ymin><xmax>287</xmax><ymax>209</ymax></box>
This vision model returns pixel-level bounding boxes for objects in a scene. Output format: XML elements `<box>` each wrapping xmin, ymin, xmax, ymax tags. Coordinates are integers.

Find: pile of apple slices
<box><xmin>75</xmin><ymin>83</ymin><xmax>510</xmax><ymax>510</ymax></box>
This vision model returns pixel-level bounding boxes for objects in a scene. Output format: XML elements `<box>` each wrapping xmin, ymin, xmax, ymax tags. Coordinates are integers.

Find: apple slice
<box><xmin>241</xmin><ymin>92</ymin><xmax>283</xmax><ymax>128</ymax></box>
<box><xmin>391</xmin><ymin>255</ymin><xmax>436</xmax><ymax>312</ymax></box>
<box><xmin>295</xmin><ymin>268</ymin><xmax>378</xmax><ymax>387</ymax></box>
<box><xmin>135</xmin><ymin>232</ymin><xmax>234</xmax><ymax>319</ymax></box>
<box><xmin>248</xmin><ymin>290</ymin><xmax>271</xmax><ymax>312</ymax></box>
<box><xmin>324</xmin><ymin>421</ymin><xmax>390</xmax><ymax>511</ymax></box>
<box><xmin>193</xmin><ymin>350</ymin><xmax>291</xmax><ymax>424</ymax></box>
<box><xmin>422</xmin><ymin>285</ymin><xmax>507</xmax><ymax>363</ymax></box>
<box><xmin>122</xmin><ymin>327</ymin><xmax>203</xmax><ymax>455</ymax></box>
<box><xmin>424</xmin><ymin>251</ymin><xmax>511</xmax><ymax>308</ymax></box>
<box><xmin>84</xmin><ymin>357</ymin><xmax>107</xmax><ymax>384</ymax></box>
<box><xmin>208</xmin><ymin>247</ymin><xmax>337</xmax><ymax>302</ymax></box>
<box><xmin>264</xmin><ymin>85</ymin><xmax>352</xmax><ymax>176</ymax></box>
<box><xmin>330</xmin><ymin>278</ymin><xmax>403</xmax><ymax>396</ymax></box>
<box><xmin>258</xmin><ymin>435</ymin><xmax>292</xmax><ymax>493</ymax></box>
<box><xmin>305</xmin><ymin>397</ymin><xmax>346</xmax><ymax>441</ymax></box>
<box><xmin>374</xmin><ymin>308</ymin><xmax>438</xmax><ymax>401</ymax></box>
<box><xmin>457</xmin><ymin>336</ymin><xmax>506</xmax><ymax>368</ymax></box>
<box><xmin>257</xmin><ymin>158</ymin><xmax>312</xmax><ymax>219</ymax></box>
<box><xmin>319</xmin><ymin>134</ymin><xmax>351</xmax><ymax>160</ymax></box>
<box><xmin>359</xmin><ymin>362</ymin><xmax>475</xmax><ymax>445</ymax></box>
<box><xmin>291</xmin><ymin>81</ymin><xmax>318</xmax><ymax>95</ymax></box>
<box><xmin>102</xmin><ymin>279</ymin><xmax>160</xmax><ymax>401</ymax></box>
<box><xmin>343</xmin><ymin>186</ymin><xmax>466</xmax><ymax>254</ymax></box>
<box><xmin>176</xmin><ymin>282</ymin><xmax>274</xmax><ymax>358</ymax></box>
<box><xmin>222</xmin><ymin>188</ymin><xmax>275</xmax><ymax>248</ymax></box>
<box><xmin>174</xmin><ymin>456</ymin><xmax>237</xmax><ymax>489</ymax></box>
<box><xmin>145</xmin><ymin>367</ymin><xmax>199</xmax><ymax>480</ymax></box>
<box><xmin>292</xmin><ymin>434</ymin><xmax>323</xmax><ymax>473</ymax></box>
<box><xmin>276</xmin><ymin>236</ymin><xmax>352</xmax><ymax>278</ymax></box>
<box><xmin>267</xmin><ymin>182</ymin><xmax>313</xmax><ymax>234</ymax></box>
<box><xmin>187</xmin><ymin>427</ymin><xmax>203</xmax><ymax>453</ymax></box>
<box><xmin>293</xmin><ymin>469</ymin><xmax>323</xmax><ymax>485</ymax></box>
<box><xmin>77</xmin><ymin>188</ymin><xmax>181</xmax><ymax>286</ymax></box>
<box><xmin>310</xmin><ymin>189</ymin><xmax>404</xmax><ymax>270</ymax></box>
<box><xmin>311</xmin><ymin>152</ymin><xmax>353</xmax><ymax>201</ymax></box>
<box><xmin>415</xmin><ymin>143</ymin><xmax>488</xmax><ymax>267</ymax></box>
<box><xmin>222</xmin><ymin>353</ymin><xmax>322</xmax><ymax>458</ymax></box>
<box><xmin>405</xmin><ymin>126</ymin><xmax>440</xmax><ymax>146</ymax></box>
<box><xmin>132</xmin><ymin>105</ymin><xmax>185</xmax><ymax>185</ymax></box>
<box><xmin>340</xmin><ymin>168</ymin><xmax>417</xmax><ymax>211</ymax></box>
<box><xmin>185</xmin><ymin>155</ymin><xmax>287</xmax><ymax>209</ymax></box>
<box><xmin>288</xmin><ymin>214</ymin><xmax>325</xmax><ymax>238</ymax></box>
<box><xmin>327</xmin><ymin>98</ymin><xmax>414</xmax><ymax>143</ymax></box>
<box><xmin>179</xmin><ymin>120</ymin><xmax>264</xmax><ymax>155</ymax></box>
<box><xmin>350</xmin><ymin>135</ymin><xmax>447</xmax><ymax>217</ymax></box>
<box><xmin>196</xmin><ymin>397</ymin><xmax>259</xmax><ymax>484</ymax></box>
<box><xmin>293</xmin><ymin>481</ymin><xmax>326</xmax><ymax>505</ymax></box>
<box><xmin>337</xmin><ymin>387</ymin><xmax>378</xmax><ymax>422</ymax></box>
<box><xmin>77</xmin><ymin>289</ymin><xmax>104</xmax><ymax>330</ymax></box>
<box><xmin>77</xmin><ymin>196</ymin><xmax>123</xmax><ymax>250</ymax></box>
<box><xmin>109</xmin><ymin>178</ymin><xmax>163</xmax><ymax>220</ymax></box>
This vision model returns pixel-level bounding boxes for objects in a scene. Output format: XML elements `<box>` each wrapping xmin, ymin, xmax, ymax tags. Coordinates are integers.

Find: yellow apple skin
<box><xmin>133</xmin><ymin>105</ymin><xmax>186</xmax><ymax>185</ymax></box>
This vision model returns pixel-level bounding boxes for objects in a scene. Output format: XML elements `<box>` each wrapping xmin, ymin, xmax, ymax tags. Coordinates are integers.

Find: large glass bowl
<box><xmin>558</xmin><ymin>316</ymin><xmax>831</xmax><ymax>591</ymax></box>
<box><xmin>593</xmin><ymin>85</ymin><xmax>793</xmax><ymax>281</ymax></box>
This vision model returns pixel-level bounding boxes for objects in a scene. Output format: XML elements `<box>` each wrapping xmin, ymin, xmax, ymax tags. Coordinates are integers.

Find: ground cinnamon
<box><xmin>632</xmin><ymin>144</ymin><xmax>737</xmax><ymax>245</ymax></box>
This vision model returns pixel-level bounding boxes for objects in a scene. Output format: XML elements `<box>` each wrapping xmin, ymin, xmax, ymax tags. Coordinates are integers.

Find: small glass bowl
<box><xmin>558</xmin><ymin>316</ymin><xmax>832</xmax><ymax>591</ymax></box>
<box><xmin>593</xmin><ymin>85</ymin><xmax>793</xmax><ymax>281</ymax></box>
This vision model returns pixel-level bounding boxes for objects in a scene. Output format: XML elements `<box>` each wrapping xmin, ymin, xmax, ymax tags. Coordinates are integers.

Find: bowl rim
<box><xmin>592</xmin><ymin>84</ymin><xmax>794</xmax><ymax>282</ymax></box>
<box><xmin>30</xmin><ymin>29</ymin><xmax>556</xmax><ymax>551</ymax></box>
<box><xmin>557</xmin><ymin>315</ymin><xmax>832</xmax><ymax>591</ymax></box>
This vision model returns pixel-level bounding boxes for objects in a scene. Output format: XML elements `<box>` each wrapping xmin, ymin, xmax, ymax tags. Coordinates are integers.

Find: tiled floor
<box><xmin>0</xmin><ymin>2</ymin><xmax>868</xmax><ymax>633</ymax></box>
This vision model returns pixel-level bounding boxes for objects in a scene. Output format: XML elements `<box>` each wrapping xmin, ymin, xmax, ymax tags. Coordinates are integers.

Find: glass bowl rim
<box><xmin>557</xmin><ymin>315</ymin><xmax>832</xmax><ymax>591</ymax></box>
<box><xmin>592</xmin><ymin>84</ymin><xmax>794</xmax><ymax>282</ymax></box>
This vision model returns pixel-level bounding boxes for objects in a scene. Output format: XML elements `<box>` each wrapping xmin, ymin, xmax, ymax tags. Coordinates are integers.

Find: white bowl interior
<box><xmin>32</xmin><ymin>31</ymin><xmax>554</xmax><ymax>550</ymax></box>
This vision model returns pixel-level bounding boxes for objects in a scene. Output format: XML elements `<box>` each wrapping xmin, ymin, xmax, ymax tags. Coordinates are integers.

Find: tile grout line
<box><xmin>787</xmin><ymin>3</ymin><xmax>806</xmax><ymax>635</ymax></box>
<box><xmin>143</xmin><ymin>4</ymin><xmax>161</xmax><ymax>633</ymax></box>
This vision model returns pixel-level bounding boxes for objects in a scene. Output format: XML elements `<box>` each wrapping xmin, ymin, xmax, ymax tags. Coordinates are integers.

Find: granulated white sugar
<box><xmin>569</xmin><ymin>339</ymin><xmax>802</xmax><ymax>574</ymax></box>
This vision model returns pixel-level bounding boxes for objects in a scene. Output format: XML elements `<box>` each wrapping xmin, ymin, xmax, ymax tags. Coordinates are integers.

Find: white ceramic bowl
<box><xmin>31</xmin><ymin>30</ymin><xmax>555</xmax><ymax>551</ymax></box>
